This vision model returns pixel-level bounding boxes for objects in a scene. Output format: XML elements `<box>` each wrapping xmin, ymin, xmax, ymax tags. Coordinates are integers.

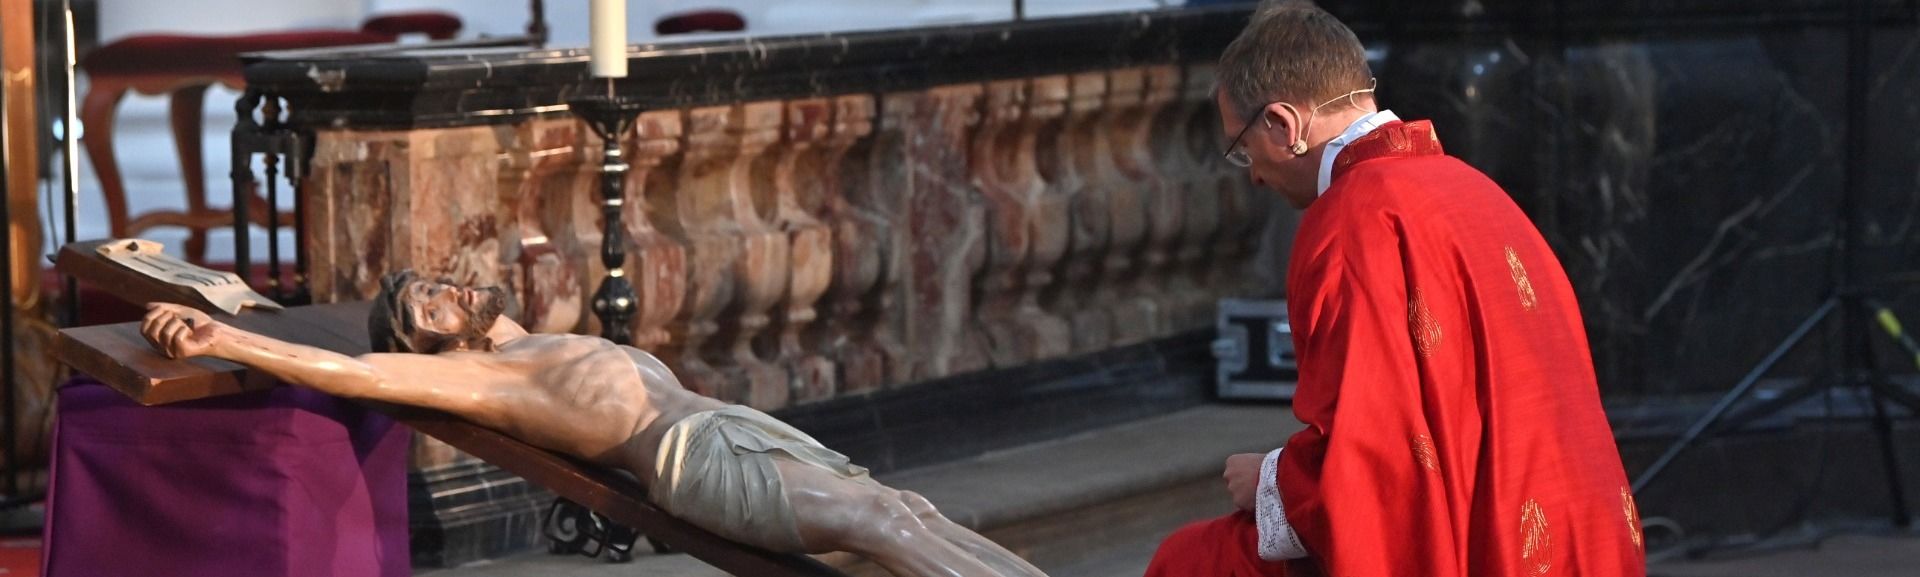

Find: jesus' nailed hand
<box><xmin>140</xmin><ymin>271</ymin><xmax>1049</xmax><ymax>577</ymax></box>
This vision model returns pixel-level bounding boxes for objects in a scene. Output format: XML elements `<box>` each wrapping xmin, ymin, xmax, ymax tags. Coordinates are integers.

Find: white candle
<box><xmin>590</xmin><ymin>0</ymin><xmax>628</xmax><ymax>78</ymax></box>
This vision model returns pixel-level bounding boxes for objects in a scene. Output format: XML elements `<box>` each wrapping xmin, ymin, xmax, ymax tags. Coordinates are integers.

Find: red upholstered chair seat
<box><xmin>655</xmin><ymin>10</ymin><xmax>747</xmax><ymax>36</ymax></box>
<box><xmin>359</xmin><ymin>12</ymin><xmax>464</xmax><ymax>40</ymax></box>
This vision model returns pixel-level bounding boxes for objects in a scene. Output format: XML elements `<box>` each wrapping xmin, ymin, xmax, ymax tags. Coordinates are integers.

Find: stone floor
<box><xmin>435</xmin><ymin>529</ymin><xmax>1920</xmax><ymax>577</ymax></box>
<box><xmin>422</xmin><ymin>403</ymin><xmax>1297</xmax><ymax>577</ymax></box>
<box><xmin>419</xmin><ymin>400</ymin><xmax>1920</xmax><ymax>577</ymax></box>
<box><xmin>1649</xmin><ymin>532</ymin><xmax>1920</xmax><ymax>577</ymax></box>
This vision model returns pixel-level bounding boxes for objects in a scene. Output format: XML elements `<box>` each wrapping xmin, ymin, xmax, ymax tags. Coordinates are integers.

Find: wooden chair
<box><xmin>78</xmin><ymin>13</ymin><xmax>461</xmax><ymax>262</ymax></box>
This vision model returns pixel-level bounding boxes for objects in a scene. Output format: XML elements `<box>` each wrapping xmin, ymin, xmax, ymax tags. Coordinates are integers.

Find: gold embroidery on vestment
<box><xmin>1521</xmin><ymin>498</ymin><xmax>1552</xmax><ymax>576</ymax></box>
<box><xmin>1623</xmin><ymin>487</ymin><xmax>1643</xmax><ymax>550</ymax></box>
<box><xmin>1413</xmin><ymin>434</ymin><xmax>1439</xmax><ymax>472</ymax></box>
<box><xmin>1506</xmin><ymin>246</ymin><xmax>1539</xmax><ymax>311</ymax></box>
<box><xmin>1409</xmin><ymin>288</ymin><xmax>1443</xmax><ymax>358</ymax></box>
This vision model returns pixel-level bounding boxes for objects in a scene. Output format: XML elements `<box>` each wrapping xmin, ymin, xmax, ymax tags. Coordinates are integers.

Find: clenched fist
<box><xmin>1223</xmin><ymin>452</ymin><xmax>1265</xmax><ymax>511</ymax></box>
<box><xmin>141</xmin><ymin>303</ymin><xmax>227</xmax><ymax>360</ymax></box>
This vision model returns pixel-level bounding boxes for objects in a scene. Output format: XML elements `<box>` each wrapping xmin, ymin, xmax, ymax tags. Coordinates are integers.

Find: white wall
<box><xmin>99</xmin><ymin>0</ymin><xmax>366</xmax><ymax>43</ymax></box>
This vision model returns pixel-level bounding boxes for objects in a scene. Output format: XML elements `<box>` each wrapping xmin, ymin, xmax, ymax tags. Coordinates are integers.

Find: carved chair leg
<box><xmin>168</xmin><ymin>83</ymin><xmax>213</xmax><ymax>262</ymax></box>
<box><xmin>80</xmin><ymin>80</ymin><xmax>131</xmax><ymax>238</ymax></box>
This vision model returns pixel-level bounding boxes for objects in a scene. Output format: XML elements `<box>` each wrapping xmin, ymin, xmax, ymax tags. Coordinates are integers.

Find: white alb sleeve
<box><xmin>1254</xmin><ymin>447</ymin><xmax>1310</xmax><ymax>560</ymax></box>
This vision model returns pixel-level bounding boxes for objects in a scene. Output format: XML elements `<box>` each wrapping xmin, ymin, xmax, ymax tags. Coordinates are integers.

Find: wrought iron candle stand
<box><xmin>542</xmin><ymin>94</ymin><xmax>649</xmax><ymax>563</ymax></box>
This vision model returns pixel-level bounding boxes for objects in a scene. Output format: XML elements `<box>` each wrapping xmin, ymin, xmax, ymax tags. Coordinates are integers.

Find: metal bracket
<box><xmin>1213</xmin><ymin>298</ymin><xmax>1298</xmax><ymax>401</ymax></box>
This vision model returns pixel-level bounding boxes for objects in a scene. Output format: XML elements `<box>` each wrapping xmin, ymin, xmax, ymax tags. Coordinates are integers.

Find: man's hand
<box><xmin>141</xmin><ymin>303</ymin><xmax>227</xmax><ymax>359</ymax></box>
<box><xmin>1223</xmin><ymin>452</ymin><xmax>1265</xmax><ymax>511</ymax></box>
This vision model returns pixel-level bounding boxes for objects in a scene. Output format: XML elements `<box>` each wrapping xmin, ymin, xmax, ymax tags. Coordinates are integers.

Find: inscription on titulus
<box><xmin>98</xmin><ymin>239</ymin><xmax>284</xmax><ymax>315</ymax></box>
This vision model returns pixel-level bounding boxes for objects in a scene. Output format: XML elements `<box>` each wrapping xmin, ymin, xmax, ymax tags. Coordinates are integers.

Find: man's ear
<box><xmin>1259</xmin><ymin>101</ymin><xmax>1304</xmax><ymax>155</ymax></box>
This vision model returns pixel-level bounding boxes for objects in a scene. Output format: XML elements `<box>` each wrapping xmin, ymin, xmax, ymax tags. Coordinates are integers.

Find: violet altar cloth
<box><xmin>40</xmin><ymin>377</ymin><xmax>410</xmax><ymax>577</ymax></box>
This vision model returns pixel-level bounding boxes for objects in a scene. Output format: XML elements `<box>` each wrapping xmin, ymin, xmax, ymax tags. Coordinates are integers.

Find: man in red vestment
<box><xmin>1145</xmin><ymin>3</ymin><xmax>1645</xmax><ymax>576</ymax></box>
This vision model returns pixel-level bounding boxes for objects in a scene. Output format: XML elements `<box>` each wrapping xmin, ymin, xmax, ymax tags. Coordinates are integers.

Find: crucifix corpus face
<box><xmin>388</xmin><ymin>276</ymin><xmax>508</xmax><ymax>353</ymax></box>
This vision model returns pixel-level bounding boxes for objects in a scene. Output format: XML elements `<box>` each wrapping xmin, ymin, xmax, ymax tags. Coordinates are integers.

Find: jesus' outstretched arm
<box><xmin>140</xmin><ymin>302</ymin><xmax>508</xmax><ymax>418</ymax></box>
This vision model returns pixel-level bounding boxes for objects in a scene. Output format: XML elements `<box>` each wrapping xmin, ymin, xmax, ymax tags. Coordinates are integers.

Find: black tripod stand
<box><xmin>1629</xmin><ymin>0</ymin><xmax>1920</xmax><ymax>531</ymax></box>
<box><xmin>1628</xmin><ymin>293</ymin><xmax>1920</xmax><ymax>530</ymax></box>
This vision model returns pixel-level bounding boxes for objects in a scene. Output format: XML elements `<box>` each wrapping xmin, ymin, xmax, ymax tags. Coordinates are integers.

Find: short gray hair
<box><xmin>1217</xmin><ymin>1</ymin><xmax>1373</xmax><ymax>116</ymax></box>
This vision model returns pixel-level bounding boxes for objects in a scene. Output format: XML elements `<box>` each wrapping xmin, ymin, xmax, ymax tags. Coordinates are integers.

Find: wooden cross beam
<box><xmin>51</xmin><ymin>240</ymin><xmax>846</xmax><ymax>577</ymax></box>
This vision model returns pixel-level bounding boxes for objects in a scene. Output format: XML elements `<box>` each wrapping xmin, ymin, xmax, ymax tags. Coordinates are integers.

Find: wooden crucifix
<box><xmin>51</xmin><ymin>239</ymin><xmax>846</xmax><ymax>577</ymax></box>
<box><xmin>54</xmin><ymin>239</ymin><xmax>1050</xmax><ymax>577</ymax></box>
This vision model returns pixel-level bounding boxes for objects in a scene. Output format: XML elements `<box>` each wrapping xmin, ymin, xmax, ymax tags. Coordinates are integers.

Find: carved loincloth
<box><xmin>651</xmin><ymin>405</ymin><xmax>873</xmax><ymax>552</ymax></box>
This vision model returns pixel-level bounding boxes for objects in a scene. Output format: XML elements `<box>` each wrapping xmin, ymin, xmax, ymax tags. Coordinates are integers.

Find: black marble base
<box><xmin>408</xmin><ymin>461</ymin><xmax>555</xmax><ymax>568</ymax></box>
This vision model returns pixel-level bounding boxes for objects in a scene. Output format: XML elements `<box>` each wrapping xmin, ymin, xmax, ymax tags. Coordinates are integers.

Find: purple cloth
<box><xmin>42</xmin><ymin>378</ymin><xmax>410</xmax><ymax>577</ymax></box>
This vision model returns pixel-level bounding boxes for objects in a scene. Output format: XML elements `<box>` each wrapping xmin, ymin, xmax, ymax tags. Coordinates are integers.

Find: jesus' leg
<box><xmin>774</xmin><ymin>460</ymin><xmax>1009</xmax><ymax>577</ymax></box>
<box><xmin>897</xmin><ymin>491</ymin><xmax>1046</xmax><ymax>577</ymax></box>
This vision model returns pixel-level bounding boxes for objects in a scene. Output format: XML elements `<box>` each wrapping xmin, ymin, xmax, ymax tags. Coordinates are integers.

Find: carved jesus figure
<box><xmin>141</xmin><ymin>271</ymin><xmax>1045</xmax><ymax>577</ymax></box>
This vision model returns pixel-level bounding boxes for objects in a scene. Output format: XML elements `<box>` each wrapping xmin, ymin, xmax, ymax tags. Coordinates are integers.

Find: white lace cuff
<box><xmin>1255</xmin><ymin>447</ymin><xmax>1309</xmax><ymax>560</ymax></box>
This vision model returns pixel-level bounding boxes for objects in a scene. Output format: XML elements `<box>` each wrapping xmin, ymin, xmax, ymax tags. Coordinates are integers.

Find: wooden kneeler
<box><xmin>51</xmin><ymin>241</ymin><xmax>846</xmax><ymax>577</ymax></box>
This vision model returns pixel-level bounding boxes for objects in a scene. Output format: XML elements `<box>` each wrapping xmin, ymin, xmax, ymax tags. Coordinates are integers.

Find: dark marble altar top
<box><xmin>241</xmin><ymin>6</ymin><xmax>1252</xmax><ymax>129</ymax></box>
<box><xmin>239</xmin><ymin>0</ymin><xmax>1909</xmax><ymax>129</ymax></box>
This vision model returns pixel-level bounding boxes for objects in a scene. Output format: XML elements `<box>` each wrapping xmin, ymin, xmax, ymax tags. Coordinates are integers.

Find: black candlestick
<box><xmin>570</xmin><ymin>95</ymin><xmax>645</xmax><ymax>346</ymax></box>
<box><xmin>549</xmin><ymin>93</ymin><xmax>649</xmax><ymax>564</ymax></box>
<box><xmin>527</xmin><ymin>0</ymin><xmax>549</xmax><ymax>47</ymax></box>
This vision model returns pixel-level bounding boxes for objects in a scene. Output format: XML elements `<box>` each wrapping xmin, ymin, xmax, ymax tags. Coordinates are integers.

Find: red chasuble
<box><xmin>1148</xmin><ymin>120</ymin><xmax>1643</xmax><ymax>577</ymax></box>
